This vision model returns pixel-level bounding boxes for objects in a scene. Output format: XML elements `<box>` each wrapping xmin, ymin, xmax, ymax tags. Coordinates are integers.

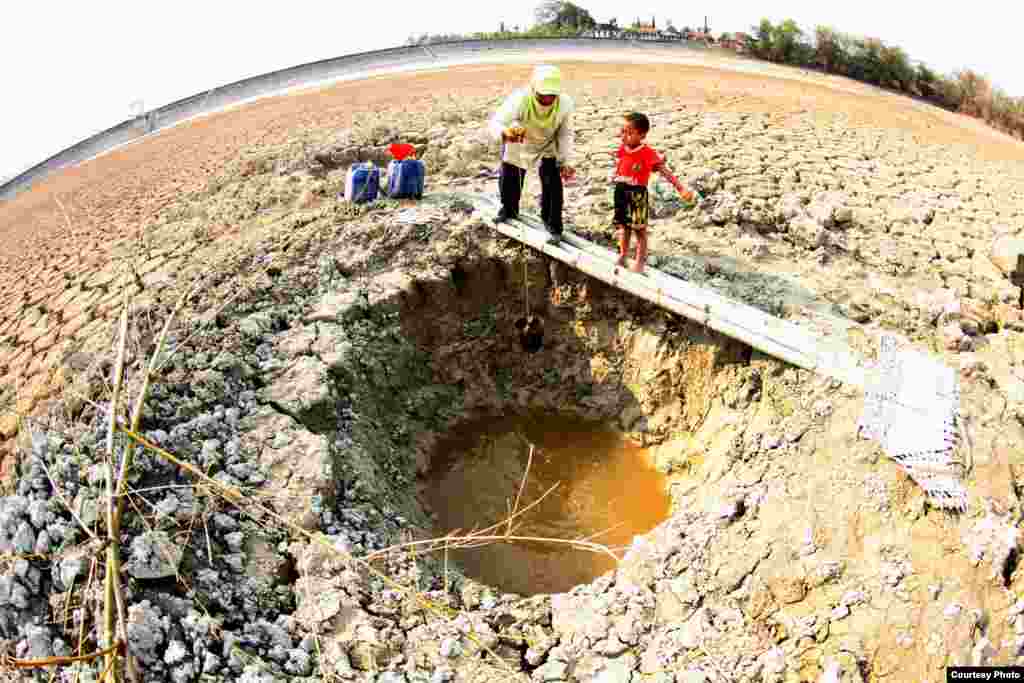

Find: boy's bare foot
<box><xmin>630</xmin><ymin>264</ymin><xmax>646</xmax><ymax>275</ymax></box>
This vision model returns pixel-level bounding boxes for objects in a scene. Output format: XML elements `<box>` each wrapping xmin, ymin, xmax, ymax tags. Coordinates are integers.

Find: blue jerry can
<box><xmin>344</xmin><ymin>162</ymin><xmax>380</xmax><ymax>203</ymax></box>
<box><xmin>386</xmin><ymin>159</ymin><xmax>425</xmax><ymax>199</ymax></box>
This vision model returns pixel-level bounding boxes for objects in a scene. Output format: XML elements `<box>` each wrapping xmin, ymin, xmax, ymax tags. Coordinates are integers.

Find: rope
<box><xmin>523</xmin><ymin>246</ymin><xmax>530</xmax><ymax>320</ymax></box>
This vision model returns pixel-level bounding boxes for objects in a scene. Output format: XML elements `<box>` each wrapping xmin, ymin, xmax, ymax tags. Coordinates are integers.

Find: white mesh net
<box><xmin>858</xmin><ymin>334</ymin><xmax>967</xmax><ymax>511</ymax></box>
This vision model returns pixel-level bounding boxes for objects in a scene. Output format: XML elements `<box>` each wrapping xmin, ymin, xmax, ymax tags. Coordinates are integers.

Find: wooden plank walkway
<box><xmin>460</xmin><ymin>191</ymin><xmax>873</xmax><ymax>388</ymax></box>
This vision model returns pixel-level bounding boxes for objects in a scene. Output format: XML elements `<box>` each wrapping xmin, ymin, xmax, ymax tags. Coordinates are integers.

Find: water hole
<box><xmin>420</xmin><ymin>414</ymin><xmax>671</xmax><ymax>596</ymax></box>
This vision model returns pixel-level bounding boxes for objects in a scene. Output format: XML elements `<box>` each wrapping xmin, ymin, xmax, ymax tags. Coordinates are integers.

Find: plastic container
<box><xmin>386</xmin><ymin>159</ymin><xmax>425</xmax><ymax>199</ymax></box>
<box><xmin>344</xmin><ymin>162</ymin><xmax>380</xmax><ymax>203</ymax></box>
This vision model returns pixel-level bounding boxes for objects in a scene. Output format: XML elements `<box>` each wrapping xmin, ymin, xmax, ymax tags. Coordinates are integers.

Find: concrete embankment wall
<box><xmin>0</xmin><ymin>38</ymin><xmax>712</xmax><ymax>201</ymax></box>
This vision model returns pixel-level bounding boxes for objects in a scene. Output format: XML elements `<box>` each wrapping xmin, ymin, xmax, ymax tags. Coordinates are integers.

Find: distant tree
<box><xmin>750</xmin><ymin>18</ymin><xmax>774</xmax><ymax>59</ymax></box>
<box><xmin>534</xmin><ymin>0</ymin><xmax>560</xmax><ymax>25</ymax></box>
<box><xmin>813</xmin><ymin>26</ymin><xmax>845</xmax><ymax>73</ymax></box>
<box><xmin>879</xmin><ymin>43</ymin><xmax>913</xmax><ymax>90</ymax></box>
<box><xmin>534</xmin><ymin>1</ymin><xmax>596</xmax><ymax>31</ymax></box>
<box><xmin>933</xmin><ymin>74</ymin><xmax>964</xmax><ymax>110</ymax></box>
<box><xmin>856</xmin><ymin>37</ymin><xmax>887</xmax><ymax>84</ymax></box>
<box><xmin>914</xmin><ymin>62</ymin><xmax>938</xmax><ymax>97</ymax></box>
<box><xmin>770</xmin><ymin>19</ymin><xmax>808</xmax><ymax>64</ymax></box>
<box><xmin>954</xmin><ymin>69</ymin><xmax>993</xmax><ymax>119</ymax></box>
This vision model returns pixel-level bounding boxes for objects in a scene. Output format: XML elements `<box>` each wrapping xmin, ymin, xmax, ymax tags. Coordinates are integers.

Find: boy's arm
<box><xmin>653</xmin><ymin>161</ymin><xmax>696</xmax><ymax>201</ymax></box>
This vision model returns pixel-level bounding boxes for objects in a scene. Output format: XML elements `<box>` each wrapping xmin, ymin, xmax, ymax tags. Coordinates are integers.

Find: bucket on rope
<box><xmin>344</xmin><ymin>162</ymin><xmax>380</xmax><ymax>203</ymax></box>
<box><xmin>385</xmin><ymin>143</ymin><xmax>425</xmax><ymax>199</ymax></box>
<box><xmin>515</xmin><ymin>315</ymin><xmax>545</xmax><ymax>353</ymax></box>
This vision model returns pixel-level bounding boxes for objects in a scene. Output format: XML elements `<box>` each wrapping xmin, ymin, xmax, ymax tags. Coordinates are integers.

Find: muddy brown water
<box><xmin>421</xmin><ymin>415</ymin><xmax>671</xmax><ymax>595</ymax></box>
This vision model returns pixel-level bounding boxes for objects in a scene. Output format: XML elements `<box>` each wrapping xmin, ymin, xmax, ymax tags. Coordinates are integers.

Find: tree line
<box><xmin>748</xmin><ymin>19</ymin><xmax>1024</xmax><ymax>139</ymax></box>
<box><xmin>402</xmin><ymin>2</ymin><xmax>1023</xmax><ymax>141</ymax></box>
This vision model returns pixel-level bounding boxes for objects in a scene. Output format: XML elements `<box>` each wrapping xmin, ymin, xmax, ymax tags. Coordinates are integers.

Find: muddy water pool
<box><xmin>421</xmin><ymin>415</ymin><xmax>671</xmax><ymax>595</ymax></box>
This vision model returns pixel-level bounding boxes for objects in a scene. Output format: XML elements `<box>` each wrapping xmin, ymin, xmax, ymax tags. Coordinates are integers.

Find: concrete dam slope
<box><xmin>1</xmin><ymin>38</ymin><xmax>728</xmax><ymax>202</ymax></box>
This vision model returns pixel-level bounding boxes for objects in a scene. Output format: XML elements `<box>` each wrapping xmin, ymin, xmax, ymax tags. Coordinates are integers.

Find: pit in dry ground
<box><xmin>320</xmin><ymin>243</ymin><xmax>761</xmax><ymax>601</ymax></box>
<box><xmin>420</xmin><ymin>414</ymin><xmax>671</xmax><ymax>596</ymax></box>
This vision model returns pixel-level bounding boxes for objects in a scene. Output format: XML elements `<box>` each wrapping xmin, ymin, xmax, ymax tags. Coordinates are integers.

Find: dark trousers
<box><xmin>498</xmin><ymin>157</ymin><xmax>563</xmax><ymax>234</ymax></box>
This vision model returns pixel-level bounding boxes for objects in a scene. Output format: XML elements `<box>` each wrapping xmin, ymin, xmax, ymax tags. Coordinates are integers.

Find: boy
<box><xmin>612</xmin><ymin>112</ymin><xmax>696</xmax><ymax>274</ymax></box>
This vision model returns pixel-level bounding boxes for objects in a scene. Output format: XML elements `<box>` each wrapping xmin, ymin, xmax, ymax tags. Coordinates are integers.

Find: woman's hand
<box><xmin>560</xmin><ymin>165</ymin><xmax>576</xmax><ymax>180</ymax></box>
<box><xmin>503</xmin><ymin>127</ymin><xmax>526</xmax><ymax>143</ymax></box>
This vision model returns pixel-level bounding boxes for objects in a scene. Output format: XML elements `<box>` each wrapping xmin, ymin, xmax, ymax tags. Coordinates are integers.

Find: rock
<box><xmin>598</xmin><ymin>635</ymin><xmax>630</xmax><ymax>657</ymax></box>
<box><xmin>592</xmin><ymin>656</ymin><xmax>636</xmax><ymax>682</ymax></box>
<box><xmin>238</xmin><ymin>665</ymin><xmax>281</xmax><ymax>683</ymax></box>
<box><xmin>19</xmin><ymin>625</ymin><xmax>52</xmax><ymax>660</ymax></box>
<box><xmin>551</xmin><ymin>593</ymin><xmax>610</xmax><ymax>643</ymax></box>
<box><xmin>127</xmin><ymin>531</ymin><xmax>184</xmax><ymax>580</ymax></box>
<box><xmin>239</xmin><ymin>311</ymin><xmax>276</xmax><ymax>337</ymax></box>
<box><xmin>33</xmin><ymin>530</ymin><xmax>50</xmax><ymax>555</ymax></box>
<box><xmin>738</xmin><ymin>235</ymin><xmax>770</xmax><ymax>260</ymax></box>
<box><xmin>439</xmin><ymin>637</ymin><xmax>462</xmax><ymax>659</ymax></box>
<box><xmin>225</xmin><ymin>532</ymin><xmax>245</xmax><ymax>552</ymax></box>
<box><xmin>761</xmin><ymin>646</ymin><xmax>786</xmax><ymax>677</ymax></box>
<box><xmin>534</xmin><ymin>660</ymin><xmax>569</xmax><ymax>682</ymax></box>
<box><xmin>806</xmin><ymin>191</ymin><xmax>851</xmax><ymax>228</ymax></box>
<box><xmin>761</xmin><ymin>555</ymin><xmax>807</xmax><ymax>604</ymax></box>
<box><xmin>349</xmin><ymin>638</ymin><xmax>391</xmax><ymax>671</ymax></box>
<box><xmin>203</xmin><ymin>652</ymin><xmax>222</xmax><ymax>674</ymax></box>
<box><xmin>716</xmin><ymin>498</ymin><xmax>745</xmax><ymax>524</ymax></box>
<box><xmin>165</xmin><ymin>640</ymin><xmax>188</xmax><ymax>664</ymax></box>
<box><xmin>710</xmin><ymin>193</ymin><xmax>741</xmax><ymax>225</ymax></box>
<box><xmin>58</xmin><ymin>554</ymin><xmax>86</xmax><ymax>590</ymax></box>
<box><xmin>12</xmin><ymin>521</ymin><xmax>35</xmax><ymax>554</ymax></box>
<box><xmin>940</xmin><ymin>322</ymin><xmax>965</xmax><ymax>350</ymax></box>
<box><xmin>240</xmin><ymin>407</ymin><xmax>335</xmax><ymax>530</ymax></box>
<box><xmin>260</xmin><ymin>355</ymin><xmax>333</xmax><ymax>429</ymax></box>
<box><xmin>680</xmin><ymin>608</ymin><xmax>713</xmax><ymax>648</ymax></box>
<box><xmin>27</xmin><ymin>500</ymin><xmax>49</xmax><ymax>528</ymax></box>
<box><xmin>819</xmin><ymin>660</ymin><xmax>841</xmax><ymax>683</ymax></box>
<box><xmin>285</xmin><ymin>649</ymin><xmax>313</xmax><ymax>676</ymax></box>
<box><xmin>128</xmin><ymin>602</ymin><xmax>166</xmax><ymax>665</ymax></box>
<box><xmin>994</xmin><ymin>303</ymin><xmax>1024</xmax><ymax>328</ymax></box>
<box><xmin>990</xmin><ymin>236</ymin><xmax>1024</xmax><ymax>276</ymax></box>
<box><xmin>891</xmin><ymin>202</ymin><xmax>935</xmax><ymax>225</ymax></box>
<box><xmin>777</xmin><ymin>194</ymin><xmax>805</xmax><ymax>221</ymax></box>
<box><xmin>790</xmin><ymin>216</ymin><xmax>827</xmax><ymax>249</ymax></box>
<box><xmin>714</xmin><ymin>545</ymin><xmax>767</xmax><ymax>593</ymax></box>
<box><xmin>965</xmin><ymin>514</ymin><xmax>1021</xmax><ymax>583</ymax></box>
<box><xmin>961</xmin><ymin>299</ymin><xmax>997</xmax><ymax>333</ymax></box>
<box><xmin>972</xmin><ymin>638</ymin><xmax>995</xmax><ymax>666</ymax></box>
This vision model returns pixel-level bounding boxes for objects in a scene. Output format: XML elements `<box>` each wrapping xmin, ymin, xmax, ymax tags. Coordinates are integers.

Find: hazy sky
<box><xmin>3</xmin><ymin>1</ymin><xmax>1022</xmax><ymax>183</ymax></box>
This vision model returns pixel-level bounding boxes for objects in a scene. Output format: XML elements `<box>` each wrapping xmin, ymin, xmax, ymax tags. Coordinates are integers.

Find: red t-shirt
<box><xmin>613</xmin><ymin>144</ymin><xmax>663</xmax><ymax>187</ymax></box>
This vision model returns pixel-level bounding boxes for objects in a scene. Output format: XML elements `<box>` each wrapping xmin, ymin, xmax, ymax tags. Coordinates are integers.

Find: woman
<box><xmin>487</xmin><ymin>65</ymin><xmax>576</xmax><ymax>245</ymax></box>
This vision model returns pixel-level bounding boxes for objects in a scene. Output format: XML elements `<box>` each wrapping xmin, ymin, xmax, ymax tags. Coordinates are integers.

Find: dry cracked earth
<box><xmin>1</xmin><ymin>57</ymin><xmax>1024</xmax><ymax>683</ymax></box>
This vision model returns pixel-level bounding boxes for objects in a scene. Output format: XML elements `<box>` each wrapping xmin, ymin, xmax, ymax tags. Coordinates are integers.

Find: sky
<box><xmin>3</xmin><ymin>1</ymin><xmax>1022</xmax><ymax>184</ymax></box>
